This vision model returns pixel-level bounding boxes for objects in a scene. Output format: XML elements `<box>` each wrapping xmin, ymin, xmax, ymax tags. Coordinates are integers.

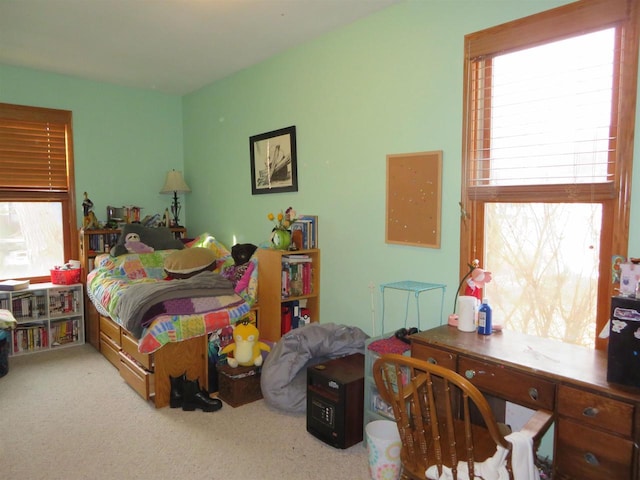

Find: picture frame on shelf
<box><xmin>249</xmin><ymin>125</ymin><xmax>298</xmax><ymax>195</ymax></box>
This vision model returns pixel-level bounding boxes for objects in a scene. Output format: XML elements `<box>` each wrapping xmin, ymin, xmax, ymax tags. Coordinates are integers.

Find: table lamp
<box><xmin>160</xmin><ymin>170</ymin><xmax>191</xmax><ymax>227</ymax></box>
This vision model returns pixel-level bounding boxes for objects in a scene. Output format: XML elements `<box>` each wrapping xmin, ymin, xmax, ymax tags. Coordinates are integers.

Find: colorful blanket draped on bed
<box><xmin>87</xmin><ymin>245</ymin><xmax>257</xmax><ymax>354</ymax></box>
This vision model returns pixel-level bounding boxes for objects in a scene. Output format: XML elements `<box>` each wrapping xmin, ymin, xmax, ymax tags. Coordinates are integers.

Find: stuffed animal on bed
<box><xmin>220</xmin><ymin>320</ymin><xmax>270</xmax><ymax>368</ymax></box>
<box><xmin>124</xmin><ymin>232</ymin><xmax>154</xmax><ymax>254</ymax></box>
<box><xmin>221</xmin><ymin>243</ymin><xmax>257</xmax><ymax>292</ymax></box>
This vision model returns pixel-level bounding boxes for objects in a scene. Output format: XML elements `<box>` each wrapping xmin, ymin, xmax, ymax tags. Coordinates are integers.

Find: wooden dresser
<box><xmin>411</xmin><ymin>326</ymin><xmax>640</xmax><ymax>480</ymax></box>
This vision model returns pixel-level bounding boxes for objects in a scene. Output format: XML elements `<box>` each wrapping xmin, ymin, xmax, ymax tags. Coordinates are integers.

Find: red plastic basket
<box><xmin>50</xmin><ymin>268</ymin><xmax>81</xmax><ymax>285</ymax></box>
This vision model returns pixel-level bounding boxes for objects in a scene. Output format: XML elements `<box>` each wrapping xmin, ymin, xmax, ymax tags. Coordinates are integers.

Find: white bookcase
<box><xmin>0</xmin><ymin>283</ymin><xmax>84</xmax><ymax>356</ymax></box>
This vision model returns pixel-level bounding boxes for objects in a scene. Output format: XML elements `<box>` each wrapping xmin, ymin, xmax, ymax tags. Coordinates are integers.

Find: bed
<box><xmin>86</xmin><ymin>230</ymin><xmax>259</xmax><ymax>407</ymax></box>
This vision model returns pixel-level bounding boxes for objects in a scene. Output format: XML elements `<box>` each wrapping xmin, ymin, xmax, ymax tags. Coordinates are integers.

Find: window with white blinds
<box><xmin>469</xmin><ymin>28</ymin><xmax>615</xmax><ymax>193</ymax></box>
<box><xmin>460</xmin><ymin>0</ymin><xmax>639</xmax><ymax>349</ymax></box>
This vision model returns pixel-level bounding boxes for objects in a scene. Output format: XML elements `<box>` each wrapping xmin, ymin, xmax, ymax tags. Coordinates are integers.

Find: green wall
<box><xmin>182</xmin><ymin>0</ymin><xmax>588</xmax><ymax>336</ymax></box>
<box><xmin>1</xmin><ymin>0</ymin><xmax>639</xmax><ymax>339</ymax></box>
<box><xmin>0</xmin><ymin>64</ymin><xmax>184</xmax><ymax>224</ymax></box>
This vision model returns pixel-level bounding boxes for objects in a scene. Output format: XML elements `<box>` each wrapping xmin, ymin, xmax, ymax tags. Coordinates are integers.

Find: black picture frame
<box><xmin>250</xmin><ymin>125</ymin><xmax>298</xmax><ymax>195</ymax></box>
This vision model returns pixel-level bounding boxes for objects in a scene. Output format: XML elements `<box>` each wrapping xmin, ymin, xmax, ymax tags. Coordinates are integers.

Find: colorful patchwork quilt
<box><xmin>87</xmin><ymin>234</ymin><xmax>258</xmax><ymax>354</ymax></box>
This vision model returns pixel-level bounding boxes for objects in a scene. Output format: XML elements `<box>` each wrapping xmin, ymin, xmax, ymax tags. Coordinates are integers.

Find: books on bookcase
<box><xmin>281</xmin><ymin>300</ymin><xmax>311</xmax><ymax>335</ymax></box>
<box><xmin>281</xmin><ymin>254</ymin><xmax>313</xmax><ymax>299</ymax></box>
<box><xmin>291</xmin><ymin>215</ymin><xmax>318</xmax><ymax>250</ymax></box>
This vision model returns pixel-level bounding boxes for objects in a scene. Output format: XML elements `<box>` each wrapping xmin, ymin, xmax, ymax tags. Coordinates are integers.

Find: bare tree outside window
<box><xmin>0</xmin><ymin>202</ymin><xmax>64</xmax><ymax>279</ymax></box>
<box><xmin>484</xmin><ymin>203</ymin><xmax>600</xmax><ymax>347</ymax></box>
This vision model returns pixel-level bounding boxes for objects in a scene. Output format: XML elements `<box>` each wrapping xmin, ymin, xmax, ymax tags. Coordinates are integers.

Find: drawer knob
<box><xmin>465</xmin><ymin>369</ymin><xmax>476</xmax><ymax>379</ymax></box>
<box><xmin>584</xmin><ymin>452</ymin><xmax>599</xmax><ymax>466</ymax></box>
<box><xmin>528</xmin><ymin>387</ymin><xmax>539</xmax><ymax>401</ymax></box>
<box><xmin>427</xmin><ymin>357</ymin><xmax>438</xmax><ymax>365</ymax></box>
<box><xmin>583</xmin><ymin>407</ymin><xmax>599</xmax><ymax>417</ymax></box>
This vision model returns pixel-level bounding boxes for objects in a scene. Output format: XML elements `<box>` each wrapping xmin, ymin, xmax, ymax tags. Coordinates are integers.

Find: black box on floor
<box><xmin>217</xmin><ymin>364</ymin><xmax>263</xmax><ymax>407</ymax></box>
<box><xmin>608</xmin><ymin>296</ymin><xmax>640</xmax><ymax>388</ymax></box>
<box><xmin>306</xmin><ymin>353</ymin><xmax>364</xmax><ymax>449</ymax></box>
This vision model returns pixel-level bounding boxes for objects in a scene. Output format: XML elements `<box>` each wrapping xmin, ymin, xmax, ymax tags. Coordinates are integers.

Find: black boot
<box><xmin>182</xmin><ymin>378</ymin><xmax>223</xmax><ymax>412</ymax></box>
<box><xmin>169</xmin><ymin>372</ymin><xmax>186</xmax><ymax>408</ymax></box>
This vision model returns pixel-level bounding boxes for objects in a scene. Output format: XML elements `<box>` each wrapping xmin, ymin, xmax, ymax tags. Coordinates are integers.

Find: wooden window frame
<box><xmin>0</xmin><ymin>103</ymin><xmax>78</xmax><ymax>283</ymax></box>
<box><xmin>460</xmin><ymin>0</ymin><xmax>640</xmax><ymax>349</ymax></box>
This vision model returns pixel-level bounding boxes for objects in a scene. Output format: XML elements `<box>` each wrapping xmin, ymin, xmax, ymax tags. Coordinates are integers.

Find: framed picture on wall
<box><xmin>249</xmin><ymin>125</ymin><xmax>298</xmax><ymax>194</ymax></box>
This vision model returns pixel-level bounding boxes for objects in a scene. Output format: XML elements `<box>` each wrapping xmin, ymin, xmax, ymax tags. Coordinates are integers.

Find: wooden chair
<box><xmin>372</xmin><ymin>354</ymin><xmax>553</xmax><ymax>480</ymax></box>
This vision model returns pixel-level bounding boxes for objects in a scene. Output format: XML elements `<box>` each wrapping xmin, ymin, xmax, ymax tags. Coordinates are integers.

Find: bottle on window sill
<box><xmin>477</xmin><ymin>298</ymin><xmax>492</xmax><ymax>336</ymax></box>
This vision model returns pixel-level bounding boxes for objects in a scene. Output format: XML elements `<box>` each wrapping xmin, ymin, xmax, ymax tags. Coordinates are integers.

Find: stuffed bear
<box><xmin>221</xmin><ymin>243</ymin><xmax>257</xmax><ymax>288</ymax></box>
<box><xmin>231</xmin><ymin>243</ymin><xmax>257</xmax><ymax>266</ymax></box>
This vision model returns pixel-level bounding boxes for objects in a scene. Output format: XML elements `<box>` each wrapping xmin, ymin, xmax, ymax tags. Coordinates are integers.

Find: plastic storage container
<box><xmin>50</xmin><ymin>268</ymin><xmax>81</xmax><ymax>285</ymax></box>
<box><xmin>0</xmin><ymin>329</ymin><xmax>9</xmax><ymax>377</ymax></box>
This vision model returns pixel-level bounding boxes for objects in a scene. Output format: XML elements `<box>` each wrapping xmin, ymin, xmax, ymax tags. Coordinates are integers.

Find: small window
<box><xmin>0</xmin><ymin>103</ymin><xmax>77</xmax><ymax>282</ymax></box>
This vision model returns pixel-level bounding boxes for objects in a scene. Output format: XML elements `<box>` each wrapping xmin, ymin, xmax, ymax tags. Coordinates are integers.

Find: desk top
<box><xmin>412</xmin><ymin>325</ymin><xmax>640</xmax><ymax>403</ymax></box>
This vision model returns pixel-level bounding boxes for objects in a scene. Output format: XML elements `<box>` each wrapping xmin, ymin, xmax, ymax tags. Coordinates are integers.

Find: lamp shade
<box><xmin>160</xmin><ymin>170</ymin><xmax>191</xmax><ymax>194</ymax></box>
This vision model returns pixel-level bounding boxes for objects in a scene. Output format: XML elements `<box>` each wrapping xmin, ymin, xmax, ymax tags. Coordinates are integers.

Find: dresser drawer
<box><xmin>558</xmin><ymin>384</ymin><xmax>634</xmax><ymax>437</ymax></box>
<box><xmin>99</xmin><ymin>332</ymin><xmax>121</xmax><ymax>369</ymax></box>
<box><xmin>411</xmin><ymin>343</ymin><xmax>456</xmax><ymax>370</ymax></box>
<box><xmin>458</xmin><ymin>357</ymin><xmax>555</xmax><ymax>411</ymax></box>
<box><xmin>99</xmin><ymin>315</ymin><xmax>121</xmax><ymax>346</ymax></box>
<box><xmin>119</xmin><ymin>352</ymin><xmax>154</xmax><ymax>400</ymax></box>
<box><xmin>556</xmin><ymin>417</ymin><xmax>634</xmax><ymax>480</ymax></box>
<box><xmin>121</xmin><ymin>329</ymin><xmax>152</xmax><ymax>371</ymax></box>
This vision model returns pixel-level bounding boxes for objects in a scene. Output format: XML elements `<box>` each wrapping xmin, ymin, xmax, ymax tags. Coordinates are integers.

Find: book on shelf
<box><xmin>281</xmin><ymin>256</ymin><xmax>313</xmax><ymax>299</ymax></box>
<box><xmin>13</xmin><ymin>323</ymin><xmax>48</xmax><ymax>352</ymax></box>
<box><xmin>291</xmin><ymin>215</ymin><xmax>318</xmax><ymax>249</ymax></box>
<box><xmin>281</xmin><ymin>300</ymin><xmax>306</xmax><ymax>335</ymax></box>
<box><xmin>281</xmin><ymin>302</ymin><xmax>293</xmax><ymax>335</ymax></box>
<box><xmin>88</xmin><ymin>232</ymin><xmax>119</xmax><ymax>254</ymax></box>
<box><xmin>282</xmin><ymin>254</ymin><xmax>312</xmax><ymax>263</ymax></box>
<box><xmin>0</xmin><ymin>279</ymin><xmax>30</xmax><ymax>291</ymax></box>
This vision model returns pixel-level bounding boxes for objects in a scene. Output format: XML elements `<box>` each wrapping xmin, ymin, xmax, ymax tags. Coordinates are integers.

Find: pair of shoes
<box><xmin>169</xmin><ymin>373</ymin><xmax>222</xmax><ymax>412</ymax></box>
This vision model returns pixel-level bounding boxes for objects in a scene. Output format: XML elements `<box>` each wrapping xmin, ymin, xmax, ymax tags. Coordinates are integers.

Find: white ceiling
<box><xmin>0</xmin><ymin>0</ymin><xmax>401</xmax><ymax>95</ymax></box>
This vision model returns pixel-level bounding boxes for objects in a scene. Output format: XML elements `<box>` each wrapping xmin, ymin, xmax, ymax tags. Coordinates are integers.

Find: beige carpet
<box><xmin>0</xmin><ymin>345</ymin><xmax>371</xmax><ymax>480</ymax></box>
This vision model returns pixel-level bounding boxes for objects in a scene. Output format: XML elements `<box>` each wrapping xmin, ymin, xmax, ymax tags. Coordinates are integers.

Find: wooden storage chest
<box><xmin>217</xmin><ymin>364</ymin><xmax>263</xmax><ymax>407</ymax></box>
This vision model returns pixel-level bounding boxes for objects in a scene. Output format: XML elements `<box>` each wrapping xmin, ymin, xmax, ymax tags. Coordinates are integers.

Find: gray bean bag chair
<box><xmin>261</xmin><ymin>322</ymin><xmax>369</xmax><ymax>413</ymax></box>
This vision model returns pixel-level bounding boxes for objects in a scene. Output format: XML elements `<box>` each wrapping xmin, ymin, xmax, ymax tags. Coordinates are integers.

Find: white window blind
<box><xmin>472</xmin><ymin>29</ymin><xmax>615</xmax><ymax>185</ymax></box>
<box><xmin>463</xmin><ymin>0</ymin><xmax>633</xmax><ymax>204</ymax></box>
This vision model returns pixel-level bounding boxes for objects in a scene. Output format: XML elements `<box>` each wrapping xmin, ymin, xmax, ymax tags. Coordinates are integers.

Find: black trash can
<box><xmin>0</xmin><ymin>330</ymin><xmax>9</xmax><ymax>378</ymax></box>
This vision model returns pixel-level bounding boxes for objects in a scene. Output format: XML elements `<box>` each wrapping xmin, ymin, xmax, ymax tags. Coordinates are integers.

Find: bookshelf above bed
<box><xmin>79</xmin><ymin>227</ymin><xmax>187</xmax><ymax>274</ymax></box>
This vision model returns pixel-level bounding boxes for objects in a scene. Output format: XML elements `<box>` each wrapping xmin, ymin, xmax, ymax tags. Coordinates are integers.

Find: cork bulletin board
<box><xmin>386</xmin><ymin>150</ymin><xmax>442</xmax><ymax>248</ymax></box>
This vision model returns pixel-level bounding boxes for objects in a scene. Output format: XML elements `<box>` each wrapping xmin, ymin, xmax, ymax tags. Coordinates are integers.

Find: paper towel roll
<box><xmin>457</xmin><ymin>296</ymin><xmax>478</xmax><ymax>332</ymax></box>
